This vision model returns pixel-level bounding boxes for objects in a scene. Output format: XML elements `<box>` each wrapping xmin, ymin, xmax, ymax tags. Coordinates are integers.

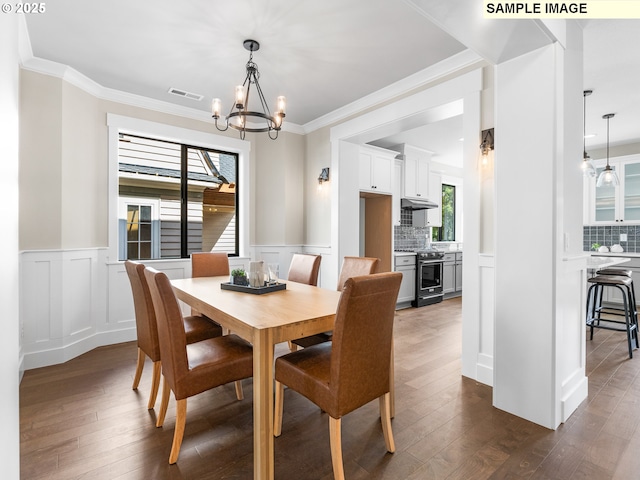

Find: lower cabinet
<box><xmin>394</xmin><ymin>255</ymin><xmax>416</xmax><ymax>308</ymax></box>
<box><xmin>443</xmin><ymin>252</ymin><xmax>463</xmax><ymax>298</ymax></box>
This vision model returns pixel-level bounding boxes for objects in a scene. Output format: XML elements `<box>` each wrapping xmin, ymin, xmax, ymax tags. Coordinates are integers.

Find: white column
<box><xmin>494</xmin><ymin>23</ymin><xmax>586</xmax><ymax>428</ymax></box>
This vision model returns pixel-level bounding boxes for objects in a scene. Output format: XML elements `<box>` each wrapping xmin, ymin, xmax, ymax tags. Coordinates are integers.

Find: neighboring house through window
<box><xmin>117</xmin><ymin>134</ymin><xmax>239</xmax><ymax>261</ymax></box>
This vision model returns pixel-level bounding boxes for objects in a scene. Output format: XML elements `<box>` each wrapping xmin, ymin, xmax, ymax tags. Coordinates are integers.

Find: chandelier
<box><xmin>212</xmin><ymin>39</ymin><xmax>286</xmax><ymax>140</ymax></box>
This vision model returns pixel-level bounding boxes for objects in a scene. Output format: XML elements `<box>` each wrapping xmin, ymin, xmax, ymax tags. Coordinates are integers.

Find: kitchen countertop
<box><xmin>393</xmin><ymin>251</ymin><xmax>417</xmax><ymax>257</ymax></box>
<box><xmin>587</xmin><ymin>255</ymin><xmax>631</xmax><ymax>271</ymax></box>
<box><xmin>587</xmin><ymin>251</ymin><xmax>640</xmax><ymax>258</ymax></box>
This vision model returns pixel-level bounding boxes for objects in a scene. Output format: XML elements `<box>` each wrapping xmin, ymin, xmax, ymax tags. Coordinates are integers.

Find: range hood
<box><xmin>401</xmin><ymin>198</ymin><xmax>438</xmax><ymax>210</ymax></box>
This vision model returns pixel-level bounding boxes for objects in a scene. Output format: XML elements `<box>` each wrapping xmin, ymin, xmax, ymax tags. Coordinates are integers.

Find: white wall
<box><xmin>0</xmin><ymin>11</ymin><xmax>21</xmax><ymax>480</ymax></box>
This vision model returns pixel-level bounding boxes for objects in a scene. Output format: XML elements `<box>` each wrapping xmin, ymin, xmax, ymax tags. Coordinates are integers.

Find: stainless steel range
<box><xmin>412</xmin><ymin>249</ymin><xmax>445</xmax><ymax>307</ymax></box>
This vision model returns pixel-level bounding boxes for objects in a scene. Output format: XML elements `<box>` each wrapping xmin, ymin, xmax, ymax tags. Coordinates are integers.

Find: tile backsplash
<box><xmin>584</xmin><ymin>225</ymin><xmax>640</xmax><ymax>252</ymax></box>
<box><xmin>394</xmin><ymin>209</ymin><xmax>430</xmax><ymax>250</ymax></box>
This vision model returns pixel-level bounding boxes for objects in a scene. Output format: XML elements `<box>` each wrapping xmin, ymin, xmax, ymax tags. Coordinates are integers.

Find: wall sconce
<box><xmin>479</xmin><ymin>128</ymin><xmax>494</xmax><ymax>167</ymax></box>
<box><xmin>317</xmin><ymin>167</ymin><xmax>330</xmax><ymax>190</ymax></box>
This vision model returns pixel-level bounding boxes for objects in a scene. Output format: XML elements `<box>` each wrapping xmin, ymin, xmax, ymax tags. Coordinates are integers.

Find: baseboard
<box><xmin>23</xmin><ymin>327</ymin><xmax>137</xmax><ymax>370</ymax></box>
<box><xmin>561</xmin><ymin>375</ymin><xmax>588</xmax><ymax>423</ymax></box>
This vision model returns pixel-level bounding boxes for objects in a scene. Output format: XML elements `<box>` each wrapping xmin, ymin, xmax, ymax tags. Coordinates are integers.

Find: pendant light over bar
<box><xmin>596</xmin><ymin>113</ymin><xmax>619</xmax><ymax>188</ymax></box>
<box><xmin>212</xmin><ymin>40</ymin><xmax>286</xmax><ymax>140</ymax></box>
<box><xmin>581</xmin><ymin>90</ymin><xmax>596</xmax><ymax>177</ymax></box>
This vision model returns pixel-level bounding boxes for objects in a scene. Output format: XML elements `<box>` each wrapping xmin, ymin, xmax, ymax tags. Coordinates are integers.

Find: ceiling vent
<box><xmin>168</xmin><ymin>87</ymin><xmax>203</xmax><ymax>101</ymax></box>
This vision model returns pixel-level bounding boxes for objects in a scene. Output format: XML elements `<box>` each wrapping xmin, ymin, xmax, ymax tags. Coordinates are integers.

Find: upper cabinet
<box><xmin>359</xmin><ymin>145</ymin><xmax>394</xmax><ymax>194</ymax></box>
<box><xmin>403</xmin><ymin>145</ymin><xmax>431</xmax><ymax>199</ymax></box>
<box><xmin>585</xmin><ymin>155</ymin><xmax>640</xmax><ymax>224</ymax></box>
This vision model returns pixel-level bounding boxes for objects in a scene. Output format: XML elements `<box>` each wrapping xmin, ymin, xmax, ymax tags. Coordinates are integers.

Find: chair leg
<box><xmin>274</xmin><ymin>380</ymin><xmax>284</xmax><ymax>437</ymax></box>
<box><xmin>234</xmin><ymin>380</ymin><xmax>244</xmax><ymax>401</ymax></box>
<box><xmin>329</xmin><ymin>416</ymin><xmax>345</xmax><ymax>480</ymax></box>
<box><xmin>147</xmin><ymin>360</ymin><xmax>161</xmax><ymax>409</ymax></box>
<box><xmin>169</xmin><ymin>398</ymin><xmax>187</xmax><ymax>464</ymax></box>
<box><xmin>288</xmin><ymin>341</ymin><xmax>298</xmax><ymax>352</ymax></box>
<box><xmin>156</xmin><ymin>376</ymin><xmax>171</xmax><ymax>428</ymax></box>
<box><xmin>132</xmin><ymin>347</ymin><xmax>145</xmax><ymax>390</ymax></box>
<box><xmin>379</xmin><ymin>393</ymin><xmax>396</xmax><ymax>453</ymax></box>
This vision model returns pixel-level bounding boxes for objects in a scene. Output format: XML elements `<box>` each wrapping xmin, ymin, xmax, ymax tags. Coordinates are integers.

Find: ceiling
<box><xmin>23</xmin><ymin>2</ymin><xmax>640</xmax><ymax>167</ymax></box>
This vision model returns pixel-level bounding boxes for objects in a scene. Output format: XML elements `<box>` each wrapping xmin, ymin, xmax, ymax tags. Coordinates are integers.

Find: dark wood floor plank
<box><xmin>20</xmin><ymin>297</ymin><xmax>640</xmax><ymax>479</ymax></box>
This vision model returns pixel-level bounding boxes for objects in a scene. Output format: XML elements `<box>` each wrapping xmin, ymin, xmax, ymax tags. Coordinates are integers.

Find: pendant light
<box><xmin>596</xmin><ymin>113</ymin><xmax>619</xmax><ymax>188</ymax></box>
<box><xmin>212</xmin><ymin>39</ymin><xmax>286</xmax><ymax>140</ymax></box>
<box><xmin>581</xmin><ymin>90</ymin><xmax>596</xmax><ymax>177</ymax></box>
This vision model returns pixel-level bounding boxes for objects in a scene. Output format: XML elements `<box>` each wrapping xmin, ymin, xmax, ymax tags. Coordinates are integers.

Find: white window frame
<box><xmin>107</xmin><ymin>114</ymin><xmax>251</xmax><ymax>263</ymax></box>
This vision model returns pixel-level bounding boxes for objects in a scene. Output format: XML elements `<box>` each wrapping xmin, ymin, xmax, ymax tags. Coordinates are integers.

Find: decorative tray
<box><xmin>220</xmin><ymin>282</ymin><xmax>286</xmax><ymax>294</ymax></box>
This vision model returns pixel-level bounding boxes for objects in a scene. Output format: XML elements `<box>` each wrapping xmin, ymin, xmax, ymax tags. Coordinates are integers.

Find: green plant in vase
<box><xmin>231</xmin><ymin>268</ymin><xmax>248</xmax><ymax>286</ymax></box>
<box><xmin>591</xmin><ymin>243</ymin><xmax>601</xmax><ymax>251</ymax></box>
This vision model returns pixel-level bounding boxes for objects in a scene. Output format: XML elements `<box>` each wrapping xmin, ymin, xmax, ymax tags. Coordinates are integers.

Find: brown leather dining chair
<box><xmin>287</xmin><ymin>253</ymin><xmax>322</xmax><ymax>286</ymax></box>
<box><xmin>125</xmin><ymin>260</ymin><xmax>223</xmax><ymax>410</ymax></box>
<box><xmin>291</xmin><ymin>256</ymin><xmax>379</xmax><ymax>350</ymax></box>
<box><xmin>191</xmin><ymin>252</ymin><xmax>245</xmax><ymax>399</ymax></box>
<box><xmin>190</xmin><ymin>251</ymin><xmax>230</xmax><ymax>322</ymax></box>
<box><xmin>144</xmin><ymin>267</ymin><xmax>254</xmax><ymax>464</ymax></box>
<box><xmin>274</xmin><ymin>272</ymin><xmax>402</xmax><ymax>480</ymax></box>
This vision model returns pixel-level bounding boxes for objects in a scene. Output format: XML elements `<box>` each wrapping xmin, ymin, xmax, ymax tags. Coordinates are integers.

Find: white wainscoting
<box><xmin>20</xmin><ymin>248</ymin><xmax>253</xmax><ymax>370</ymax></box>
<box><xmin>477</xmin><ymin>254</ymin><xmax>495</xmax><ymax>387</ymax></box>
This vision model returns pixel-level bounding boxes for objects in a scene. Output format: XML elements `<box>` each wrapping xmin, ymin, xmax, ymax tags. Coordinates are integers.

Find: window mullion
<box><xmin>181</xmin><ymin>144</ymin><xmax>188</xmax><ymax>258</ymax></box>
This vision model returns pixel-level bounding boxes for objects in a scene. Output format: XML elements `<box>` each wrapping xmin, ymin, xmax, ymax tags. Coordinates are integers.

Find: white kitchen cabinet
<box><xmin>359</xmin><ymin>145</ymin><xmax>394</xmax><ymax>194</ymax></box>
<box><xmin>392</xmin><ymin>160</ymin><xmax>402</xmax><ymax>226</ymax></box>
<box><xmin>586</xmin><ymin>155</ymin><xmax>640</xmax><ymax>224</ymax></box>
<box><xmin>403</xmin><ymin>145</ymin><xmax>431</xmax><ymax>199</ymax></box>
<box><xmin>394</xmin><ymin>254</ymin><xmax>416</xmax><ymax>307</ymax></box>
<box><xmin>412</xmin><ymin>170</ymin><xmax>442</xmax><ymax>228</ymax></box>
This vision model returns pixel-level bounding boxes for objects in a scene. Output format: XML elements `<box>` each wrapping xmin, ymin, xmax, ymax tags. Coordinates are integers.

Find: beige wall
<box><xmin>20</xmin><ymin>70</ymin><xmax>63</xmax><ymax>249</ymax></box>
<box><xmin>252</xmin><ymin>131</ymin><xmax>305</xmax><ymax>245</ymax></box>
<box><xmin>19</xmin><ymin>69</ymin><xmax>306</xmax><ymax>251</ymax></box>
<box><xmin>304</xmin><ymin>127</ymin><xmax>332</xmax><ymax>246</ymax></box>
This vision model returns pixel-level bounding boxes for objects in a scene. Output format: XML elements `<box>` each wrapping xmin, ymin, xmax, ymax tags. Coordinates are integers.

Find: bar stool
<box><xmin>586</xmin><ymin>272</ymin><xmax>639</xmax><ymax>358</ymax></box>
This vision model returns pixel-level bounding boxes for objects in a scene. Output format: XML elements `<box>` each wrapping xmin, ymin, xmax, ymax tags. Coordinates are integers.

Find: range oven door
<box><xmin>413</xmin><ymin>260</ymin><xmax>444</xmax><ymax>307</ymax></box>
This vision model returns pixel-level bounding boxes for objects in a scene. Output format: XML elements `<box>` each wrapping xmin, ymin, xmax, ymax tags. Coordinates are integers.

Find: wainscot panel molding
<box><xmin>559</xmin><ymin>254</ymin><xmax>589</xmax><ymax>422</ymax></box>
<box><xmin>21</xmin><ymin>248</ymin><xmax>112</xmax><ymax>369</ymax></box>
<box><xmin>20</xmin><ymin>248</ymin><xmax>252</xmax><ymax>370</ymax></box>
<box><xmin>477</xmin><ymin>254</ymin><xmax>495</xmax><ymax>387</ymax></box>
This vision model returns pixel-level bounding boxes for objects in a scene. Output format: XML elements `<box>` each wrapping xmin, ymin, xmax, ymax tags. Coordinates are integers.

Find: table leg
<box><xmin>253</xmin><ymin>329</ymin><xmax>275</xmax><ymax>480</ymax></box>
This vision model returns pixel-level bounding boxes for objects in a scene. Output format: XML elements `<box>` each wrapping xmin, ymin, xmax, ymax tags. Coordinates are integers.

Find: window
<box><xmin>117</xmin><ymin>134</ymin><xmax>238</xmax><ymax>261</ymax></box>
<box><xmin>432</xmin><ymin>183</ymin><xmax>455</xmax><ymax>242</ymax></box>
<box><xmin>118</xmin><ymin>197</ymin><xmax>160</xmax><ymax>260</ymax></box>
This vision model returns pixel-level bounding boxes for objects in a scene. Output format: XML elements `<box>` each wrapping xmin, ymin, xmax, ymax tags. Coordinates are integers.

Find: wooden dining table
<box><xmin>171</xmin><ymin>275</ymin><xmax>341</xmax><ymax>480</ymax></box>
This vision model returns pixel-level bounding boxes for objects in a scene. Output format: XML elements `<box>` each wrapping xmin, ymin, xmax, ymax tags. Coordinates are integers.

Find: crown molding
<box><xmin>20</xmin><ymin>53</ymin><xmax>307</xmax><ymax>134</ymax></box>
<box><xmin>18</xmin><ymin>23</ymin><xmax>479</xmax><ymax>138</ymax></box>
<box><xmin>302</xmin><ymin>49</ymin><xmax>484</xmax><ymax>134</ymax></box>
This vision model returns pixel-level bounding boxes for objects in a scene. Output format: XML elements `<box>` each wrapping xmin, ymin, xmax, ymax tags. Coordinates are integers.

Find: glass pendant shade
<box><xmin>582</xmin><ymin>90</ymin><xmax>596</xmax><ymax>177</ymax></box>
<box><xmin>597</xmin><ymin>113</ymin><xmax>618</xmax><ymax>188</ymax></box>
<box><xmin>597</xmin><ymin>164</ymin><xmax>619</xmax><ymax>187</ymax></box>
<box><xmin>582</xmin><ymin>154</ymin><xmax>596</xmax><ymax>177</ymax></box>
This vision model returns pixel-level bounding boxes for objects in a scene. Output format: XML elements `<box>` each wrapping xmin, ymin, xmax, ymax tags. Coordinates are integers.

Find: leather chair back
<box><xmin>336</xmin><ymin>256</ymin><xmax>380</xmax><ymax>291</ymax></box>
<box><xmin>287</xmin><ymin>254</ymin><xmax>321</xmax><ymax>286</ymax></box>
<box><xmin>124</xmin><ymin>260</ymin><xmax>160</xmax><ymax>362</ymax></box>
<box><xmin>191</xmin><ymin>252</ymin><xmax>230</xmax><ymax>278</ymax></box>
<box><xmin>329</xmin><ymin>272</ymin><xmax>401</xmax><ymax>417</ymax></box>
<box><xmin>144</xmin><ymin>267</ymin><xmax>189</xmax><ymax>395</ymax></box>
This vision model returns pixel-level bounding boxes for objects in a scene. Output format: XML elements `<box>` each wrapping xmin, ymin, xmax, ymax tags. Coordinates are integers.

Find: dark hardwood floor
<box><xmin>20</xmin><ymin>297</ymin><xmax>640</xmax><ymax>479</ymax></box>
